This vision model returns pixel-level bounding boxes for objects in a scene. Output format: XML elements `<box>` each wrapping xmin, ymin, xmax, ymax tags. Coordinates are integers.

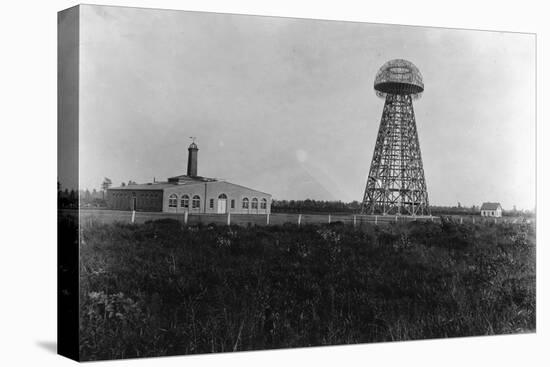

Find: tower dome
<box><xmin>374</xmin><ymin>59</ymin><xmax>424</xmax><ymax>98</ymax></box>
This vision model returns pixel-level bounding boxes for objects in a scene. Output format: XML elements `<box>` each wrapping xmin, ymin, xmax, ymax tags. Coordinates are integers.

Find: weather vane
<box><xmin>189</xmin><ymin>136</ymin><xmax>197</xmax><ymax>144</ymax></box>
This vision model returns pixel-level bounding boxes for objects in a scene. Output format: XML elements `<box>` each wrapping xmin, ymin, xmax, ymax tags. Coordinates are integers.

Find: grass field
<box><xmin>76</xmin><ymin>219</ymin><xmax>535</xmax><ymax>361</ymax></box>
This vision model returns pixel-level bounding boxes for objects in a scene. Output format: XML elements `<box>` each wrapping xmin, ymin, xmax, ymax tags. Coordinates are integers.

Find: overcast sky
<box><xmin>76</xmin><ymin>5</ymin><xmax>535</xmax><ymax>209</ymax></box>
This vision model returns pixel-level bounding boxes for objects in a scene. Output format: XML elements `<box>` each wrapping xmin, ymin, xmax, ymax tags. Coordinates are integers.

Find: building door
<box><xmin>217</xmin><ymin>194</ymin><xmax>227</xmax><ymax>214</ymax></box>
<box><xmin>131</xmin><ymin>193</ymin><xmax>137</xmax><ymax>211</ymax></box>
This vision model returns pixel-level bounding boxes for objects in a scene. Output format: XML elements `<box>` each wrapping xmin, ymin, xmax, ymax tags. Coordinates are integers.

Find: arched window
<box><xmin>168</xmin><ymin>194</ymin><xmax>178</xmax><ymax>208</ymax></box>
<box><xmin>192</xmin><ymin>195</ymin><xmax>201</xmax><ymax>209</ymax></box>
<box><xmin>251</xmin><ymin>198</ymin><xmax>258</xmax><ymax>209</ymax></box>
<box><xmin>260</xmin><ymin>198</ymin><xmax>267</xmax><ymax>209</ymax></box>
<box><xmin>218</xmin><ymin>193</ymin><xmax>227</xmax><ymax>199</ymax></box>
<box><xmin>180</xmin><ymin>194</ymin><xmax>189</xmax><ymax>208</ymax></box>
<box><xmin>242</xmin><ymin>197</ymin><xmax>249</xmax><ymax>209</ymax></box>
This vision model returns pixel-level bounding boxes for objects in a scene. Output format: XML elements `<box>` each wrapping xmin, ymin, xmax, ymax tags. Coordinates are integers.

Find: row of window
<box><xmin>242</xmin><ymin>197</ymin><xmax>267</xmax><ymax>209</ymax></box>
<box><xmin>167</xmin><ymin>193</ymin><xmax>268</xmax><ymax>209</ymax></box>
<box><xmin>168</xmin><ymin>194</ymin><xmax>201</xmax><ymax>209</ymax></box>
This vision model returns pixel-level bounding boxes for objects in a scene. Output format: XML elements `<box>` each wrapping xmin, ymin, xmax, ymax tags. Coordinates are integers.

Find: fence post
<box><xmin>131</xmin><ymin>210</ymin><xmax>135</xmax><ymax>224</ymax></box>
<box><xmin>460</xmin><ymin>217</ymin><xmax>463</xmax><ymax>224</ymax></box>
<box><xmin>184</xmin><ymin>211</ymin><xmax>188</xmax><ymax>226</ymax></box>
<box><xmin>473</xmin><ymin>217</ymin><xmax>475</xmax><ymax>224</ymax></box>
<box><xmin>375</xmin><ymin>215</ymin><xmax>378</xmax><ymax>225</ymax></box>
<box><xmin>494</xmin><ymin>218</ymin><xmax>497</xmax><ymax>224</ymax></box>
<box><xmin>328</xmin><ymin>214</ymin><xmax>331</xmax><ymax>224</ymax></box>
<box><xmin>267</xmin><ymin>213</ymin><xmax>270</xmax><ymax>225</ymax></box>
<box><xmin>227</xmin><ymin>212</ymin><xmax>231</xmax><ymax>226</ymax></box>
<box><xmin>353</xmin><ymin>215</ymin><xmax>356</xmax><ymax>228</ymax></box>
<box><xmin>298</xmin><ymin>214</ymin><xmax>302</xmax><ymax>226</ymax></box>
<box><xmin>395</xmin><ymin>215</ymin><xmax>398</xmax><ymax>223</ymax></box>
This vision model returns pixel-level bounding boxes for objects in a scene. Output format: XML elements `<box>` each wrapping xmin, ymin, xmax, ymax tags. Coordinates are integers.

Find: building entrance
<box><xmin>217</xmin><ymin>193</ymin><xmax>227</xmax><ymax>214</ymax></box>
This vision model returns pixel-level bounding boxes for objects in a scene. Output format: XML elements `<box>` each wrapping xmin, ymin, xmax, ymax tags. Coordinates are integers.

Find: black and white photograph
<box><xmin>3</xmin><ymin>1</ymin><xmax>548</xmax><ymax>366</ymax></box>
<box><xmin>55</xmin><ymin>3</ymin><xmax>539</xmax><ymax>362</ymax></box>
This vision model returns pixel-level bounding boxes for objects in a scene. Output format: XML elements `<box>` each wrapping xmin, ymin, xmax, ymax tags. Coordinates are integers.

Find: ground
<box><xmin>74</xmin><ymin>219</ymin><xmax>536</xmax><ymax>361</ymax></box>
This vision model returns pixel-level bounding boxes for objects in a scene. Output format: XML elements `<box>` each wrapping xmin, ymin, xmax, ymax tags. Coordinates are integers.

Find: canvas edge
<box><xmin>57</xmin><ymin>4</ymin><xmax>80</xmax><ymax>362</ymax></box>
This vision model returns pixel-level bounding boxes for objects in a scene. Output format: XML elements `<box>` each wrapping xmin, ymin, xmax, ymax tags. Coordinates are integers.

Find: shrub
<box><xmin>79</xmin><ymin>220</ymin><xmax>536</xmax><ymax>360</ymax></box>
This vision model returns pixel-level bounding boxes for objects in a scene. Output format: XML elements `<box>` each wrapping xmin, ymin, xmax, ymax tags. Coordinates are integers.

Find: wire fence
<box><xmin>63</xmin><ymin>209</ymin><xmax>533</xmax><ymax>228</ymax></box>
<box><xmin>71</xmin><ymin>209</ymin><xmax>440</xmax><ymax>227</ymax></box>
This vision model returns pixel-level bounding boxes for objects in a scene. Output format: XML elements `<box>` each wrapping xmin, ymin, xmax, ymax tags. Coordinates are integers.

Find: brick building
<box><xmin>107</xmin><ymin>142</ymin><xmax>271</xmax><ymax>214</ymax></box>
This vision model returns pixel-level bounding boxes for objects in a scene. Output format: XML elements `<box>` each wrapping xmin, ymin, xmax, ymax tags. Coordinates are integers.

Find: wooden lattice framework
<box><xmin>361</xmin><ymin>60</ymin><xmax>430</xmax><ymax>215</ymax></box>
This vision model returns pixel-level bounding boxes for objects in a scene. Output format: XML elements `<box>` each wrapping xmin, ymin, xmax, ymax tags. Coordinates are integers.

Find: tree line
<box><xmin>271</xmin><ymin>199</ymin><xmax>361</xmax><ymax>214</ymax></box>
<box><xmin>272</xmin><ymin>199</ymin><xmax>532</xmax><ymax>217</ymax></box>
<box><xmin>61</xmin><ymin>178</ymin><xmax>534</xmax><ymax>218</ymax></box>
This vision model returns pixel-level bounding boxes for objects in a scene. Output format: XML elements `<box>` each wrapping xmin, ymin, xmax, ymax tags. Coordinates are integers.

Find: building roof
<box><xmin>108</xmin><ymin>175</ymin><xmax>217</xmax><ymax>190</ymax></box>
<box><xmin>480</xmin><ymin>202</ymin><xmax>502</xmax><ymax>210</ymax></box>
<box><xmin>218</xmin><ymin>181</ymin><xmax>272</xmax><ymax>196</ymax></box>
<box><xmin>164</xmin><ymin>180</ymin><xmax>272</xmax><ymax>196</ymax></box>
<box><xmin>108</xmin><ymin>177</ymin><xmax>271</xmax><ymax>196</ymax></box>
<box><xmin>167</xmin><ymin>174</ymin><xmax>217</xmax><ymax>183</ymax></box>
<box><xmin>108</xmin><ymin>183</ymin><xmax>175</xmax><ymax>191</ymax></box>
<box><xmin>108</xmin><ymin>178</ymin><xmax>213</xmax><ymax>191</ymax></box>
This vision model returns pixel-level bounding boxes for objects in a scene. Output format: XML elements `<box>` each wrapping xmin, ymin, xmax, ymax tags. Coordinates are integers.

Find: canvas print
<box><xmin>58</xmin><ymin>4</ymin><xmax>536</xmax><ymax>362</ymax></box>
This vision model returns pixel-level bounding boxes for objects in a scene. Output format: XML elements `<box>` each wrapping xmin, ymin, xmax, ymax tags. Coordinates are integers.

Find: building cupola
<box><xmin>187</xmin><ymin>137</ymin><xmax>199</xmax><ymax>177</ymax></box>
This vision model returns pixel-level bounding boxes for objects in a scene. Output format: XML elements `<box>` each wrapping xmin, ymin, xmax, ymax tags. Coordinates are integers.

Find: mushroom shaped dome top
<box><xmin>188</xmin><ymin>142</ymin><xmax>198</xmax><ymax>150</ymax></box>
<box><xmin>374</xmin><ymin>59</ymin><xmax>424</xmax><ymax>98</ymax></box>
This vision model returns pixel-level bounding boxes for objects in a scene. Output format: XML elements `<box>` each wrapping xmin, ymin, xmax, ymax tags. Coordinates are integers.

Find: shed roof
<box><xmin>480</xmin><ymin>202</ymin><xmax>502</xmax><ymax>210</ymax></box>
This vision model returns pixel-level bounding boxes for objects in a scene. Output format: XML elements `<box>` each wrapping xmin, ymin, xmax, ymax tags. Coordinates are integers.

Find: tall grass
<box><xmin>78</xmin><ymin>219</ymin><xmax>535</xmax><ymax>360</ymax></box>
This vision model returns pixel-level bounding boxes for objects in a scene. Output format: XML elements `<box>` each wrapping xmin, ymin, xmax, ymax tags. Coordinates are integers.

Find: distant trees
<box><xmin>502</xmin><ymin>206</ymin><xmax>534</xmax><ymax>218</ymax></box>
<box><xmin>78</xmin><ymin>188</ymin><xmax>106</xmax><ymax>208</ymax></box>
<box><xmin>61</xmin><ymin>176</ymin><xmax>146</xmax><ymax>209</ymax></box>
<box><xmin>271</xmin><ymin>200</ymin><xmax>529</xmax><ymax>217</ymax></box>
<box><xmin>271</xmin><ymin>199</ymin><xmax>361</xmax><ymax>214</ymax></box>
<box><xmin>65</xmin><ymin>175</ymin><xmax>142</xmax><ymax>209</ymax></box>
<box><xmin>430</xmin><ymin>205</ymin><xmax>478</xmax><ymax>216</ymax></box>
<box><xmin>84</xmin><ymin>189</ymin><xmax>92</xmax><ymax>202</ymax></box>
<box><xmin>271</xmin><ymin>199</ymin><xmax>485</xmax><ymax>215</ymax></box>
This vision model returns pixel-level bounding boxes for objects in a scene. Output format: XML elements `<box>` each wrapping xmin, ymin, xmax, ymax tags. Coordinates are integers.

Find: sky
<box><xmin>74</xmin><ymin>5</ymin><xmax>535</xmax><ymax>210</ymax></box>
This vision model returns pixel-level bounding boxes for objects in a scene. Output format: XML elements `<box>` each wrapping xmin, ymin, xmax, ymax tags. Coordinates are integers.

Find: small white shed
<box><xmin>480</xmin><ymin>202</ymin><xmax>502</xmax><ymax>217</ymax></box>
